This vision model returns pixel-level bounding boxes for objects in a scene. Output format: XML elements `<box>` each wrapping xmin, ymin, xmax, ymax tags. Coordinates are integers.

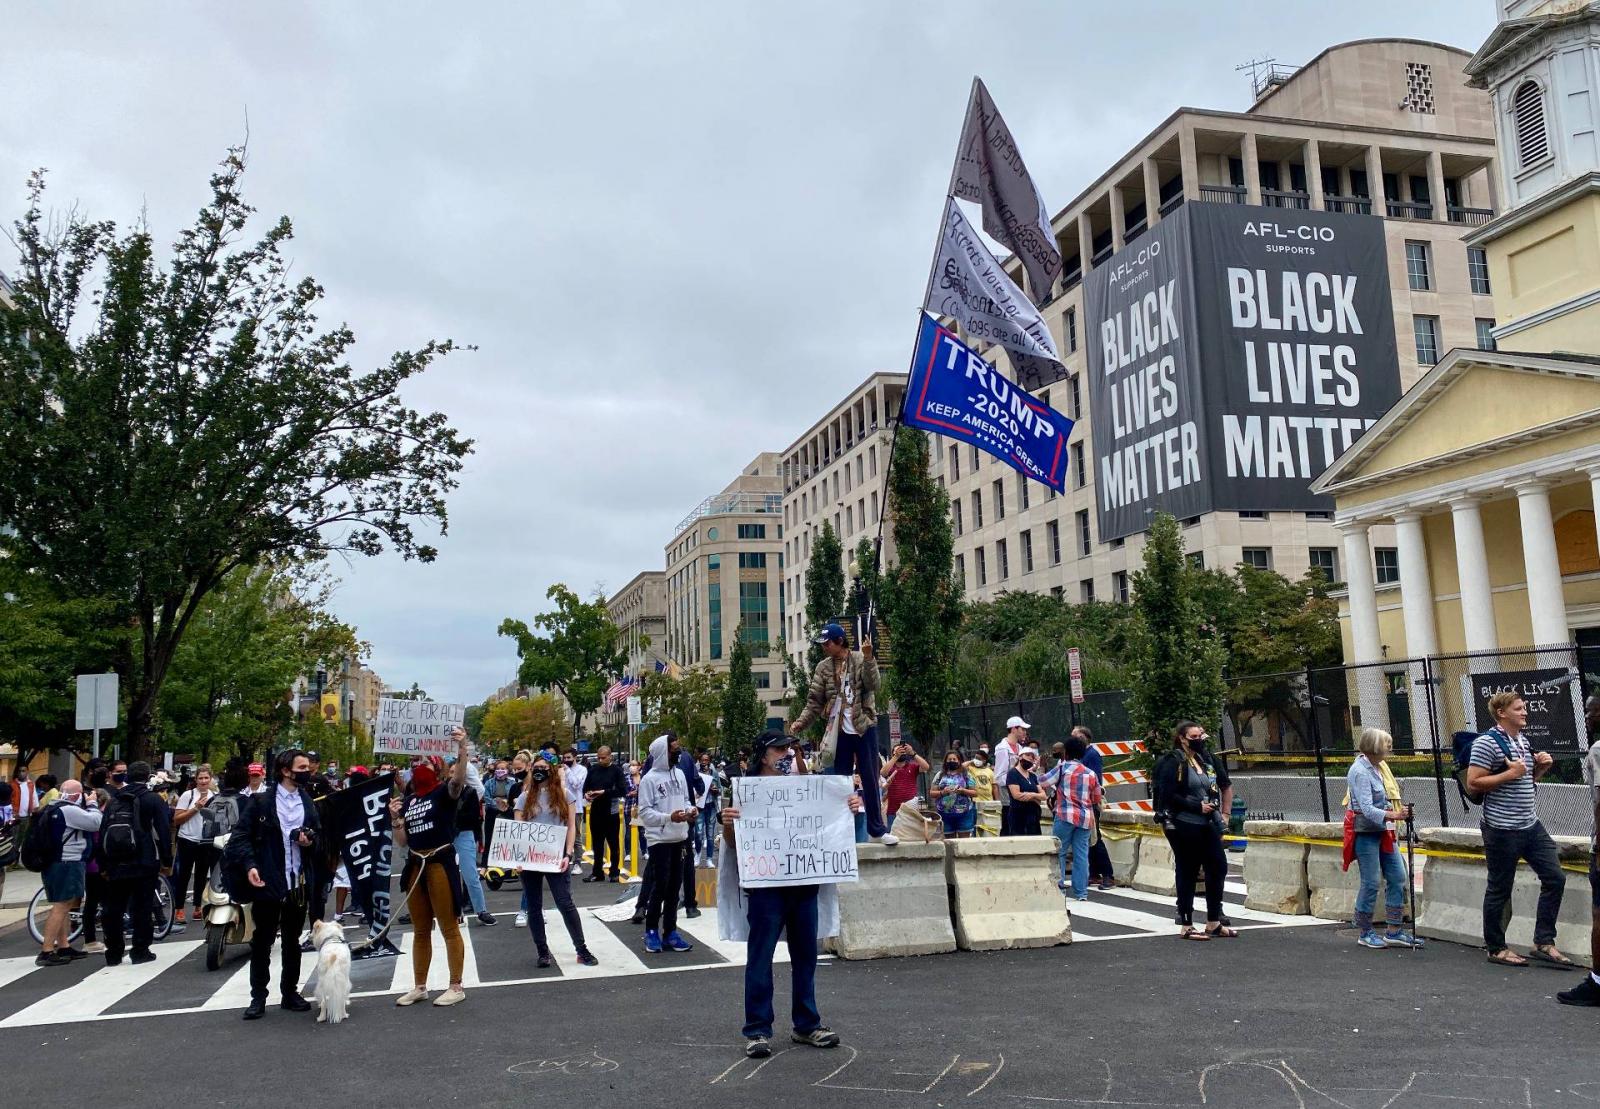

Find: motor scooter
<box><xmin>201</xmin><ymin>831</ymin><xmax>256</xmax><ymax>971</ymax></box>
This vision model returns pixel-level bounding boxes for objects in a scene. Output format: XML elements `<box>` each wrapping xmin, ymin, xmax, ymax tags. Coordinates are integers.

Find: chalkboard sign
<box><xmin>1470</xmin><ymin>668</ymin><xmax>1581</xmax><ymax>754</ymax></box>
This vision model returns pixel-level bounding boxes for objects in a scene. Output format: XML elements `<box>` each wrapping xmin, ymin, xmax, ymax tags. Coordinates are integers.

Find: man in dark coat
<box><xmin>100</xmin><ymin>761</ymin><xmax>173</xmax><ymax>966</ymax></box>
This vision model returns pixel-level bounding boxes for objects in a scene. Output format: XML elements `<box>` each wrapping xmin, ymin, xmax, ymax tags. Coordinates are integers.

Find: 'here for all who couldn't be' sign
<box><xmin>373</xmin><ymin>697</ymin><xmax>466</xmax><ymax>757</ymax></box>
<box><xmin>733</xmin><ymin>775</ymin><xmax>859</xmax><ymax>888</ymax></box>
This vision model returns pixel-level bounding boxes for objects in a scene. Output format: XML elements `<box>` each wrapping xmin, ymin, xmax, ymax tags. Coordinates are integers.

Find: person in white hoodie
<box><xmin>637</xmin><ymin>733</ymin><xmax>696</xmax><ymax>954</ymax></box>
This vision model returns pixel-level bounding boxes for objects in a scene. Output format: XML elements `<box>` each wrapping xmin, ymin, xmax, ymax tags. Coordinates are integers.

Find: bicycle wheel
<box><xmin>151</xmin><ymin>880</ymin><xmax>174</xmax><ymax>941</ymax></box>
<box><xmin>26</xmin><ymin>887</ymin><xmax>49</xmax><ymax>944</ymax></box>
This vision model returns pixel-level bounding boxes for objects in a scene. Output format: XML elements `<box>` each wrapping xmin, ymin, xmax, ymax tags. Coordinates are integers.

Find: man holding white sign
<box><xmin>719</xmin><ymin>730</ymin><xmax>862</xmax><ymax>1059</ymax></box>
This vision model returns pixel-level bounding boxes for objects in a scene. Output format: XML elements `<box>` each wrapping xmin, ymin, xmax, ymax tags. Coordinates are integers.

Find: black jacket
<box><xmin>103</xmin><ymin>783</ymin><xmax>173</xmax><ymax>879</ymax></box>
<box><xmin>232</xmin><ymin>785</ymin><xmax>323</xmax><ymax>903</ymax></box>
<box><xmin>584</xmin><ymin>763</ymin><xmax>626</xmax><ymax>808</ymax></box>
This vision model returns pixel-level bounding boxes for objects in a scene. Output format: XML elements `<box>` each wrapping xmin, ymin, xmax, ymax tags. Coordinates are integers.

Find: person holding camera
<box><xmin>1346</xmin><ymin>728</ymin><xmax>1421</xmax><ymax>949</ymax></box>
<box><xmin>389</xmin><ymin>728</ymin><xmax>472</xmax><ymax>1007</ymax></box>
<box><xmin>880</xmin><ymin>743</ymin><xmax>928</xmax><ymax>821</ymax></box>
<box><xmin>1153</xmin><ymin>722</ymin><xmax>1236</xmax><ymax>940</ymax></box>
<box><xmin>233</xmin><ymin>749</ymin><xmax>322</xmax><ymax>1019</ymax></box>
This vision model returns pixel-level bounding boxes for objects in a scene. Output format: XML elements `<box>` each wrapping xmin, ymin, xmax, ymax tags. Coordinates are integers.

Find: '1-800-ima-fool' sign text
<box><xmin>733</xmin><ymin>775</ymin><xmax>859</xmax><ymax>888</ymax></box>
<box><xmin>373</xmin><ymin>697</ymin><xmax>466</xmax><ymax>757</ymax></box>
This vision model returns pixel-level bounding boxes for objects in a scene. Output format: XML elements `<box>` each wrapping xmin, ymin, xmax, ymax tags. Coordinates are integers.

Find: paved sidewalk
<box><xmin>0</xmin><ymin>870</ymin><xmax>40</xmax><ymax>932</ymax></box>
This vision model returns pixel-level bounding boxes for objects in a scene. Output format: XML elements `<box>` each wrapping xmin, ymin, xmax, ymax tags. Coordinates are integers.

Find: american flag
<box><xmin>604</xmin><ymin>676</ymin><xmax>637</xmax><ymax>708</ymax></box>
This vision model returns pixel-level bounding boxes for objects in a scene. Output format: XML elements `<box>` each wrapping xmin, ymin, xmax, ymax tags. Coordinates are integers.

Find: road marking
<box><xmin>1066</xmin><ymin>899</ymin><xmax>1174</xmax><ymax>935</ymax></box>
<box><xmin>0</xmin><ymin>941</ymin><xmax>201</xmax><ymax>1027</ymax></box>
<box><xmin>1104</xmin><ymin>886</ymin><xmax>1328</xmax><ymax>925</ymax></box>
<box><xmin>0</xmin><ymin>956</ymin><xmax>42</xmax><ymax>991</ymax></box>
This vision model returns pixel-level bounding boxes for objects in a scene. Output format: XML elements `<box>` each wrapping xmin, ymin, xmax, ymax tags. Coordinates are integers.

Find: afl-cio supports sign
<box><xmin>1083</xmin><ymin>204</ymin><xmax>1401</xmax><ymax>541</ymax></box>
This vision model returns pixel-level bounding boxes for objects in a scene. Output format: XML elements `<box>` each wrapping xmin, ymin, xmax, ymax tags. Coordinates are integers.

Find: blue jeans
<box><xmin>1352</xmin><ymin>831</ymin><xmax>1407</xmax><ymax>931</ymax></box>
<box><xmin>744</xmin><ymin>886</ymin><xmax>821</xmax><ymax>1040</ymax></box>
<box><xmin>1052</xmin><ymin>818</ymin><xmax>1092</xmax><ymax>898</ymax></box>
<box><xmin>453</xmin><ymin>830</ymin><xmax>488</xmax><ymax>915</ymax></box>
<box><xmin>830</xmin><ymin>726</ymin><xmax>886</xmax><ymax>837</ymax></box>
<box><xmin>696</xmin><ymin>807</ymin><xmax>719</xmax><ymax>858</ymax></box>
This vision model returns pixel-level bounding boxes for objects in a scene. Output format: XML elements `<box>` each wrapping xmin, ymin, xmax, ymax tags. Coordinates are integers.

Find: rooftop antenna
<box><xmin>1236</xmin><ymin>56</ymin><xmax>1278</xmax><ymax>100</ymax></box>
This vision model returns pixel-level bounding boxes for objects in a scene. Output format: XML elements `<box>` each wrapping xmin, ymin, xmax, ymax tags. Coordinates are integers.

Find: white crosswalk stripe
<box><xmin>0</xmin><ymin>941</ymin><xmax>202</xmax><ymax>1027</ymax></box>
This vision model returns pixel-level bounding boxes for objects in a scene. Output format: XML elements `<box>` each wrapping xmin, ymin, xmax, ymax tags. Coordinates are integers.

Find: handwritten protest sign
<box><xmin>486</xmin><ymin>818</ymin><xmax>567</xmax><ymax>873</ymax></box>
<box><xmin>373</xmin><ymin>697</ymin><xmax>466</xmax><ymax>757</ymax></box>
<box><xmin>733</xmin><ymin>774</ymin><xmax>858</xmax><ymax>888</ymax></box>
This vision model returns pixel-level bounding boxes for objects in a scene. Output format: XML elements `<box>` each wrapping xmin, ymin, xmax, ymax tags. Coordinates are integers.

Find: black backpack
<box><xmin>101</xmin><ymin>789</ymin><xmax>146</xmax><ymax>864</ymax></box>
<box><xmin>20</xmin><ymin>803</ymin><xmax>67</xmax><ymax>872</ymax></box>
<box><xmin>1452</xmin><ymin>729</ymin><xmax>1513</xmax><ymax>806</ymax></box>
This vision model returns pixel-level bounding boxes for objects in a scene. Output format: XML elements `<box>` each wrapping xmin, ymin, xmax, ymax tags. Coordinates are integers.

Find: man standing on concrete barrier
<box><xmin>791</xmin><ymin>623</ymin><xmax>896</xmax><ymax>846</ymax></box>
<box><xmin>1469</xmin><ymin>691</ymin><xmax>1570</xmax><ymax>969</ymax></box>
<box><xmin>1557</xmin><ymin>739</ymin><xmax>1600</xmax><ymax>1004</ymax></box>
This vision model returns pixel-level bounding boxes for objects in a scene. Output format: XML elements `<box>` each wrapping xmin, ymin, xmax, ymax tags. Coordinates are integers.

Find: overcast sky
<box><xmin>0</xmin><ymin>2</ymin><xmax>1496</xmax><ymax>706</ymax></box>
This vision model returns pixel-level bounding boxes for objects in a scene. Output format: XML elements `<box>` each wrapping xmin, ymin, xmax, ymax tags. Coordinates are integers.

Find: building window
<box><xmin>1076</xmin><ymin>509</ymin><xmax>1092</xmax><ymax>556</ymax></box>
<box><xmin>737</xmin><ymin>523</ymin><xmax>765</xmax><ymax>540</ymax></box>
<box><xmin>1110</xmin><ymin>536</ymin><xmax>1124</xmax><ymax>549</ymax></box>
<box><xmin>1239</xmin><ymin>509</ymin><xmax>1265</xmax><ymax>520</ymax></box>
<box><xmin>954</xmin><ymin>552</ymin><xmax>965</xmax><ymax>588</ymax></box>
<box><xmin>707</xmin><ymin>526</ymin><xmax>719</xmax><ymax>541</ymax></box>
<box><xmin>1413</xmin><ymin>315</ymin><xmax>1440</xmax><ymax>366</ymax></box>
<box><xmin>753</xmin><ymin>672</ymin><xmax>771</xmax><ymax>689</ymax></box>
<box><xmin>948</xmin><ymin>446</ymin><xmax>959</xmax><ymax>481</ymax></box>
<box><xmin>739</xmin><ymin>580</ymin><xmax>770</xmax><ymax>650</ymax></box>
<box><xmin>1512</xmin><ymin>79</ymin><xmax>1550</xmax><ymax>169</ymax></box>
<box><xmin>871</xmin><ymin>491</ymin><xmax>878</xmax><ymax>523</ymax></box>
<box><xmin>1051</xmin><ymin>585</ymin><xmax>1064</xmax><ymax>599</ymax></box>
<box><xmin>708</xmin><ymin>553</ymin><xmax>720</xmax><ymax>569</ymax></box>
<box><xmin>1468</xmin><ymin>247</ymin><xmax>1491</xmax><ymax>295</ymax></box>
<box><xmin>971</xmin><ymin>444</ymin><xmax>980</xmax><ymax>470</ymax></box>
<box><xmin>1305</xmin><ymin>510</ymin><xmax>1334</xmax><ymax>521</ymax></box>
<box><xmin>870</xmin><ymin>445</ymin><xmax>877</xmax><ymax>476</ymax></box>
<box><xmin>1021</xmin><ymin>529</ymin><xmax>1034</xmax><ymax>573</ymax></box>
<box><xmin>971</xmin><ymin>490</ymin><xmax>983</xmax><ymax>529</ymax></box>
<box><xmin>996</xmin><ymin>538</ymin><xmax>1009</xmax><ymax>580</ymax></box>
<box><xmin>737</xmin><ymin>552</ymin><xmax>767</xmax><ymax>569</ymax></box>
<box><xmin>1241</xmin><ymin>547</ymin><xmax>1271</xmax><ymax>571</ymax></box>
<box><xmin>1048</xmin><ymin>521</ymin><xmax>1062</xmax><ymax>565</ymax></box>
<box><xmin>1065</xmin><ymin>306</ymin><xmax>1078</xmax><ymax>353</ymax></box>
<box><xmin>993</xmin><ymin>479</ymin><xmax>1006</xmax><ymax>520</ymax></box>
<box><xmin>1112</xmin><ymin>570</ymin><xmax>1129</xmax><ymax>603</ymax></box>
<box><xmin>1069</xmin><ymin>374</ymin><xmax>1082</xmax><ymax>420</ymax></box>
<box><xmin>1017</xmin><ymin>472</ymin><xmax>1029</xmax><ymax>511</ymax></box>
<box><xmin>1374</xmin><ymin>547</ymin><xmax>1400</xmax><ymax>585</ymax></box>
<box><xmin>1182</xmin><ymin>515</ymin><xmax>1200</xmax><ymax>528</ymax></box>
<box><xmin>1073</xmin><ymin>442</ymin><xmax>1086</xmax><ymax>489</ymax></box>
<box><xmin>1405</xmin><ymin>241</ymin><xmax>1431</xmax><ymax>291</ymax></box>
<box><xmin>951</xmin><ymin>498</ymin><xmax>963</xmax><ymax>535</ymax></box>
<box><xmin>1081</xmin><ymin>578</ymin><xmax>1096</xmax><ymax>603</ymax></box>
<box><xmin>845</xmin><ymin>505</ymin><xmax>853</xmax><ymax>534</ymax></box>
<box><xmin>1187</xmin><ymin>551</ymin><xmax>1205</xmax><ymax>569</ymax></box>
<box><xmin>1402</xmin><ymin>61</ymin><xmax>1435</xmax><ymax>113</ymax></box>
<box><xmin>976</xmin><ymin>546</ymin><xmax>988</xmax><ymax>586</ymax></box>
<box><xmin>708</xmin><ymin>582</ymin><xmax>722</xmax><ymax>660</ymax></box>
<box><xmin>1309</xmin><ymin>547</ymin><xmax>1338</xmax><ymax>582</ymax></box>
<box><xmin>1476</xmin><ymin>318</ymin><xmax>1497</xmax><ymax>351</ymax></box>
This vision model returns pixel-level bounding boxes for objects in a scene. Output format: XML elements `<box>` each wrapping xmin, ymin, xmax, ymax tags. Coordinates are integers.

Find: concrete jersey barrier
<box><xmin>1097</xmin><ymin>808</ymin><xmax>1148</xmax><ymax>887</ymax></box>
<box><xmin>1241</xmin><ymin>820</ymin><xmax>1311</xmax><ymax>915</ymax></box>
<box><xmin>830</xmin><ymin>841</ymin><xmax>957</xmax><ymax>960</ymax></box>
<box><xmin>945</xmin><ymin>835</ymin><xmax>1072</xmax><ymax>950</ymax></box>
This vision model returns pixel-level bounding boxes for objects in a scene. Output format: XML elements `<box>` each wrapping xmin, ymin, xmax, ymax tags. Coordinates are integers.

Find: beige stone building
<box><xmin>592</xmin><ymin>570</ymin><xmax>667</xmax><ymax>732</ymax></box>
<box><xmin>665</xmin><ymin>453</ymin><xmax>788</xmax><ymax>728</ymax></box>
<box><xmin>779</xmin><ymin>372</ymin><xmax>905</xmax><ymax>671</ymax></box>
<box><xmin>951</xmin><ymin>37</ymin><xmax>1501</xmax><ymax>605</ymax></box>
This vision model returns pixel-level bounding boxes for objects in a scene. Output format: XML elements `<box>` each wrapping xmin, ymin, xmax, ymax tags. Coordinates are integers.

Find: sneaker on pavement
<box><xmin>85</xmin><ymin>941</ymin><xmax>106</xmax><ymax>954</ymax></box>
<box><xmin>476</xmin><ymin>911</ymin><xmax>498</xmax><ymax>926</ymax></box>
<box><xmin>174</xmin><ymin>909</ymin><xmax>186</xmax><ymax>923</ymax></box>
<box><xmin>433</xmin><ymin>986</ymin><xmax>467</xmax><ymax>1006</ymax></box>
<box><xmin>792</xmin><ymin>1026</ymin><xmax>841</xmax><ymax>1048</ymax></box>
<box><xmin>1557</xmin><ymin>975</ymin><xmax>1600</xmax><ymax>1007</ymax></box>
<box><xmin>129</xmin><ymin>950</ymin><xmax>157</xmax><ymax>965</ymax></box>
<box><xmin>35</xmin><ymin>951</ymin><xmax>70</xmax><ymax>967</ymax></box>
<box><xmin>514</xmin><ymin>911</ymin><xmax>528</xmax><ymax>928</ymax></box>
<box><xmin>684</xmin><ymin>907</ymin><xmax>702</xmax><ymax>919</ymax></box>
<box><xmin>395</xmin><ymin>987</ymin><xmax>429</xmax><ymax>1006</ymax></box>
<box><xmin>745</xmin><ymin>1037</ymin><xmax>772</xmax><ymax>1058</ymax></box>
<box><xmin>871</xmin><ymin>833</ymin><xmax>899</xmax><ymax>846</ymax></box>
<box><xmin>1384</xmin><ymin>930</ymin><xmax>1423</xmax><ymax>949</ymax></box>
<box><xmin>643</xmin><ymin>929</ymin><xmax>663</xmax><ymax>953</ymax></box>
<box><xmin>665</xmin><ymin>931</ymin><xmax>694</xmax><ymax>952</ymax></box>
<box><xmin>1357</xmin><ymin>931</ymin><xmax>1388</xmax><ymax>949</ymax></box>
<box><xmin>576</xmin><ymin>947</ymin><xmax>599</xmax><ymax>967</ymax></box>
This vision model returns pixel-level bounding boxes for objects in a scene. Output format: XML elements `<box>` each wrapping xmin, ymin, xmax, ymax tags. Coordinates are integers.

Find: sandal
<box><xmin>1180</xmin><ymin>926</ymin><xmax>1211</xmax><ymax>941</ymax></box>
<box><xmin>1205</xmin><ymin>925</ymin><xmax>1240</xmax><ymax>939</ymax></box>
<box><xmin>1527</xmin><ymin>946</ymin><xmax>1575</xmax><ymax>968</ymax></box>
<box><xmin>1486</xmin><ymin>949</ymin><xmax>1528</xmax><ymax>967</ymax></box>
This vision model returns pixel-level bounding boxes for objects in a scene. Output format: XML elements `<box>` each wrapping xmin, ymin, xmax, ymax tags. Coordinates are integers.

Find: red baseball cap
<box><xmin>247</xmin><ymin>763</ymin><xmax>265</xmax><ymax>775</ymax></box>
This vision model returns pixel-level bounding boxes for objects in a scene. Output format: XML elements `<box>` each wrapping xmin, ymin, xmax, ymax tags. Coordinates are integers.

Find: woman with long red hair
<box><xmin>518</xmin><ymin>750</ymin><xmax>598</xmax><ymax>967</ymax></box>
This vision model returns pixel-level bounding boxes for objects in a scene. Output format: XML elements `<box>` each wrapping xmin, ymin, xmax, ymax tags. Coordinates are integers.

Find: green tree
<box><xmin>639</xmin><ymin>665</ymin><xmax>724</xmax><ymax>751</ymax></box>
<box><xmin>389</xmin><ymin>683</ymin><xmax>429</xmax><ymax>702</ymax></box>
<box><xmin>873</xmin><ymin>431</ymin><xmax>962</xmax><ymax>745</ymax></box>
<box><xmin>479</xmin><ymin>693</ymin><xmax>567</xmax><ymax>753</ymax></box>
<box><xmin>498</xmin><ymin>584</ymin><xmax>625</xmax><ymax>740</ymax></box>
<box><xmin>803</xmin><ymin>522</ymin><xmax>845</xmax><ymax>674</ymax></box>
<box><xmin>0</xmin><ymin>154</ymin><xmax>471</xmax><ymax>760</ymax></box>
<box><xmin>720</xmin><ymin>633</ymin><xmax>765</xmax><ymax>759</ymax></box>
<box><xmin>463</xmin><ymin>702</ymin><xmax>487</xmax><ymax>744</ymax></box>
<box><xmin>1127</xmin><ymin>512</ymin><xmax>1227</xmax><ymax>758</ymax></box>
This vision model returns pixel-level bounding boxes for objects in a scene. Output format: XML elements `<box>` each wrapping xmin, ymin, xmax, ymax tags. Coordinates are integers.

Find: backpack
<box><xmin>101</xmin><ymin>789</ymin><xmax>146</xmax><ymax>864</ymax></box>
<box><xmin>20</xmin><ymin>803</ymin><xmax>66</xmax><ymax>872</ymax></box>
<box><xmin>1452</xmin><ymin>729</ymin><xmax>1512</xmax><ymax>806</ymax></box>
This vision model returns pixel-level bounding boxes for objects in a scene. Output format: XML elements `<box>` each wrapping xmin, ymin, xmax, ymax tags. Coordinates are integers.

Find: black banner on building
<box><xmin>1083</xmin><ymin>204</ymin><xmax>1402</xmax><ymax>540</ymax></box>
<box><xmin>328</xmin><ymin>772</ymin><xmax>396</xmax><ymax>944</ymax></box>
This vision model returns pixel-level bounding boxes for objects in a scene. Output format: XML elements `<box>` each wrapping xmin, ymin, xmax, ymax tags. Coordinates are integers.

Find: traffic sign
<box><xmin>1068</xmin><ymin>648</ymin><xmax>1084</xmax><ymax>704</ymax></box>
<box><xmin>626</xmin><ymin>696</ymin><xmax>641</xmax><ymax>725</ymax></box>
<box><xmin>76</xmin><ymin>672</ymin><xmax>119</xmax><ymax>759</ymax></box>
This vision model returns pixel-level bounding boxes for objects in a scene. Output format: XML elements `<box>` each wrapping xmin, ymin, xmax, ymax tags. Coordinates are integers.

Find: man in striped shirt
<box><xmin>1043</xmin><ymin>735</ymin><xmax>1101</xmax><ymax>901</ymax></box>
<box><xmin>1468</xmin><ymin>690</ymin><xmax>1569</xmax><ymax>968</ymax></box>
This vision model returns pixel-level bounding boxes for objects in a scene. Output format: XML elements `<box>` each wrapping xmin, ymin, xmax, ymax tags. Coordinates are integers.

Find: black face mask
<box><xmin>112</xmin><ymin>773</ymin><xmax>127</xmax><ymax>785</ymax></box>
<box><xmin>1188</xmin><ymin>739</ymin><xmax>1207</xmax><ymax>756</ymax></box>
<box><xmin>1020</xmin><ymin>759</ymin><xmax>1035</xmax><ymax>771</ymax></box>
<box><xmin>944</xmin><ymin>761</ymin><xmax>960</xmax><ymax>772</ymax></box>
<box><xmin>292</xmin><ymin>769</ymin><xmax>312</xmax><ymax>785</ymax></box>
<box><xmin>531</xmin><ymin>768</ymin><xmax>550</xmax><ymax>783</ymax></box>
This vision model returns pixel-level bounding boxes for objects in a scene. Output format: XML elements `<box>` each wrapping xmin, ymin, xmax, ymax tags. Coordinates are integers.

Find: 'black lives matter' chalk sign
<box><xmin>1471</xmin><ymin>669</ymin><xmax>1582</xmax><ymax>754</ymax></box>
<box><xmin>733</xmin><ymin>775</ymin><xmax>858</xmax><ymax>889</ymax></box>
<box><xmin>1084</xmin><ymin>204</ymin><xmax>1401</xmax><ymax>540</ymax></box>
<box><xmin>373</xmin><ymin>697</ymin><xmax>466</xmax><ymax>757</ymax></box>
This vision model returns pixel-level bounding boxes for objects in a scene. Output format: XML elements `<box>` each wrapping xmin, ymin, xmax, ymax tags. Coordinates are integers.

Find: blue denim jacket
<box><xmin>1345</xmin><ymin>755</ymin><xmax>1391</xmax><ymax>833</ymax></box>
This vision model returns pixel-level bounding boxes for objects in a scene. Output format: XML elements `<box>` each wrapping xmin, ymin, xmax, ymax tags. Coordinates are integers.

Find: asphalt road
<box><xmin>2</xmin><ymin>867</ymin><xmax>1595</xmax><ymax>1108</ymax></box>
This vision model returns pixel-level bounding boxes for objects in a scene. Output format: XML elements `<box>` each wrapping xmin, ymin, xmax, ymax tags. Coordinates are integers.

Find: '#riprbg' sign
<box><xmin>373</xmin><ymin>697</ymin><xmax>466</xmax><ymax>756</ymax></box>
<box><xmin>733</xmin><ymin>775</ymin><xmax>858</xmax><ymax>889</ymax></box>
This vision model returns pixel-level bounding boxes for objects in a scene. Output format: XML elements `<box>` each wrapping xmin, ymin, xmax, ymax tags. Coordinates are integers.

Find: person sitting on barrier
<box><xmin>1345</xmin><ymin>728</ymin><xmax>1422</xmax><ymax>950</ymax></box>
<box><xmin>930</xmin><ymin>752</ymin><xmax>978</xmax><ymax>838</ymax></box>
<box><xmin>1153</xmin><ymin>722</ymin><xmax>1237</xmax><ymax>940</ymax></box>
<box><xmin>1556</xmin><ymin>739</ymin><xmax>1600</xmax><ymax>1006</ymax></box>
<box><xmin>1469</xmin><ymin>691</ymin><xmax>1570</xmax><ymax>969</ymax></box>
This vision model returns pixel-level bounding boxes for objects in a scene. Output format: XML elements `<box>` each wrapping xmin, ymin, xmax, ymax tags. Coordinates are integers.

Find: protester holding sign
<box><xmin>512</xmin><ymin>751</ymin><xmax>597</xmax><ymax>967</ymax></box>
<box><xmin>720</xmin><ymin>730</ymin><xmax>861</xmax><ymax>1059</ymax></box>
<box><xmin>387</xmin><ymin>727</ymin><xmax>472</xmax><ymax>1007</ymax></box>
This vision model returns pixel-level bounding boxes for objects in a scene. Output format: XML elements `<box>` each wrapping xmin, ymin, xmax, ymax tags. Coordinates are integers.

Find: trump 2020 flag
<box><xmin>903</xmin><ymin>313</ymin><xmax>1073</xmax><ymax>492</ymax></box>
<box><xmin>949</xmin><ymin>77</ymin><xmax>1062</xmax><ymax>305</ymax></box>
<box><xmin>925</xmin><ymin>197</ymin><xmax>1066</xmax><ymax>391</ymax></box>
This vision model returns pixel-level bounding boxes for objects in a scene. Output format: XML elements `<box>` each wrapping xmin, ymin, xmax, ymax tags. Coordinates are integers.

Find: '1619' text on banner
<box><xmin>733</xmin><ymin>774</ymin><xmax>859</xmax><ymax>888</ymax></box>
<box><xmin>373</xmin><ymin>697</ymin><xmax>466</xmax><ymax>757</ymax></box>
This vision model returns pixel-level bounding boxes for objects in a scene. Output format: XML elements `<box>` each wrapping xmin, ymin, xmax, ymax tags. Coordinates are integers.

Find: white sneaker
<box><xmin>395</xmin><ymin>986</ymin><xmax>429</xmax><ymax>1007</ymax></box>
<box><xmin>514</xmin><ymin>911</ymin><xmax>528</xmax><ymax>928</ymax></box>
<box><xmin>872</xmin><ymin>833</ymin><xmax>900</xmax><ymax>846</ymax></box>
<box><xmin>433</xmin><ymin>986</ymin><xmax>467</xmax><ymax>1006</ymax></box>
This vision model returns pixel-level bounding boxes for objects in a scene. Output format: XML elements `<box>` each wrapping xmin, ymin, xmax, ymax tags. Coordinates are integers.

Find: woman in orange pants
<box><xmin>388</xmin><ymin>728</ymin><xmax>471</xmax><ymax>1007</ymax></box>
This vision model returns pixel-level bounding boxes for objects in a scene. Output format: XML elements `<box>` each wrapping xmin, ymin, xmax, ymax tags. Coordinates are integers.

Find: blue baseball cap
<box><xmin>813</xmin><ymin>622</ymin><xmax>847</xmax><ymax>645</ymax></box>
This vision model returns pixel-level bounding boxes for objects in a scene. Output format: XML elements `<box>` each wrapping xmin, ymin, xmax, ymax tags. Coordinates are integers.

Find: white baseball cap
<box><xmin>1005</xmin><ymin>716</ymin><xmax>1031</xmax><ymax>730</ymax></box>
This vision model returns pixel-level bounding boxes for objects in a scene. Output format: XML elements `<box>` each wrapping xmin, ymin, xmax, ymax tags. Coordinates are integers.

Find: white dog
<box><xmin>310</xmin><ymin>919</ymin><xmax>352</xmax><ymax>1024</ymax></box>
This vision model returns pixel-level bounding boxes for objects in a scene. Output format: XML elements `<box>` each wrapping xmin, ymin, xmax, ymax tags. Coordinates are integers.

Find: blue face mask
<box><xmin>776</xmin><ymin>754</ymin><xmax>795</xmax><ymax>774</ymax></box>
